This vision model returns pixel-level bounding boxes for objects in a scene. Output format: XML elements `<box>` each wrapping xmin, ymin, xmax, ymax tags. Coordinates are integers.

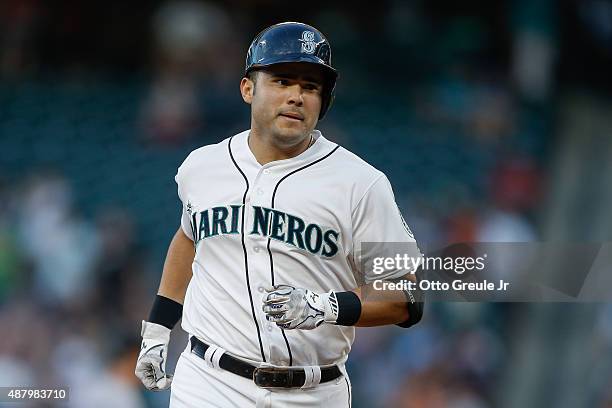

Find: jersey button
<box><xmin>267</xmin><ymin>324</ymin><xmax>273</xmax><ymax>331</ymax></box>
<box><xmin>263</xmin><ymin>169</ymin><xmax>270</xmax><ymax>175</ymax></box>
<box><xmin>258</xmin><ymin>286</ymin><xmax>264</xmax><ymax>293</ymax></box>
<box><xmin>253</xmin><ymin>246</ymin><xmax>260</xmax><ymax>253</ymax></box>
<box><xmin>256</xmin><ymin>188</ymin><xmax>264</xmax><ymax>195</ymax></box>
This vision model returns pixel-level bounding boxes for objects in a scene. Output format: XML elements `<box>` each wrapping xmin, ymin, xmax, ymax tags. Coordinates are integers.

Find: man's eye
<box><xmin>276</xmin><ymin>79</ymin><xmax>289</xmax><ymax>85</ymax></box>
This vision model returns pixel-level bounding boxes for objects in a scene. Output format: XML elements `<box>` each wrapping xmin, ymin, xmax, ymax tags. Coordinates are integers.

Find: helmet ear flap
<box><xmin>319</xmin><ymin>76</ymin><xmax>336</xmax><ymax>120</ymax></box>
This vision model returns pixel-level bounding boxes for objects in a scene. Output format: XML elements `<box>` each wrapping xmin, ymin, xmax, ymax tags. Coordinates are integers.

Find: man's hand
<box><xmin>135</xmin><ymin>321</ymin><xmax>173</xmax><ymax>391</ymax></box>
<box><xmin>262</xmin><ymin>284</ymin><xmax>339</xmax><ymax>330</ymax></box>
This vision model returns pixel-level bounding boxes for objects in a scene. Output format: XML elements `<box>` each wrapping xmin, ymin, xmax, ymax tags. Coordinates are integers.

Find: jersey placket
<box><xmin>245</xmin><ymin>165</ymin><xmax>291</xmax><ymax>366</ymax></box>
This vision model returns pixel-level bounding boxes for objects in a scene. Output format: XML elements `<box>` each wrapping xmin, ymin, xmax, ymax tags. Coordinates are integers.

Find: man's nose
<box><xmin>286</xmin><ymin>84</ymin><xmax>304</xmax><ymax>106</ymax></box>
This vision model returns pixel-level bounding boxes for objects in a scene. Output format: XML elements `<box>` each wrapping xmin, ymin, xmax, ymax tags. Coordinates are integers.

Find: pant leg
<box><xmin>170</xmin><ymin>345</ymin><xmax>266</xmax><ymax>408</ymax></box>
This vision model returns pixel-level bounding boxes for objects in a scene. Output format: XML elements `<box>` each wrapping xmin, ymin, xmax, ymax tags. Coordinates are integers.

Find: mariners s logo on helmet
<box><xmin>300</xmin><ymin>30</ymin><xmax>316</xmax><ymax>54</ymax></box>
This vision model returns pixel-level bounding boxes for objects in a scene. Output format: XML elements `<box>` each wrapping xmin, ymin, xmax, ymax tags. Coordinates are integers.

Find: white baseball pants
<box><xmin>169</xmin><ymin>343</ymin><xmax>352</xmax><ymax>407</ymax></box>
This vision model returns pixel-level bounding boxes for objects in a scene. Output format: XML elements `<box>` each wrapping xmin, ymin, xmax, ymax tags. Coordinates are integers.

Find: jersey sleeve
<box><xmin>175</xmin><ymin>166</ymin><xmax>195</xmax><ymax>242</ymax></box>
<box><xmin>351</xmin><ymin>175</ymin><xmax>422</xmax><ymax>283</ymax></box>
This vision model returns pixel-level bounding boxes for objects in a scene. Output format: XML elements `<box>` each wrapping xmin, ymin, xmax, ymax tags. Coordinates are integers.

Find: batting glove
<box><xmin>262</xmin><ymin>284</ymin><xmax>339</xmax><ymax>330</ymax></box>
<box><xmin>135</xmin><ymin>321</ymin><xmax>173</xmax><ymax>391</ymax></box>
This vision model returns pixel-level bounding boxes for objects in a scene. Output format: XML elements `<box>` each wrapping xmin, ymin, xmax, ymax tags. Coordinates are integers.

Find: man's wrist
<box><xmin>331</xmin><ymin>291</ymin><xmax>362</xmax><ymax>326</ymax></box>
<box><xmin>141</xmin><ymin>320</ymin><xmax>171</xmax><ymax>340</ymax></box>
<box><xmin>148</xmin><ymin>295</ymin><xmax>183</xmax><ymax>330</ymax></box>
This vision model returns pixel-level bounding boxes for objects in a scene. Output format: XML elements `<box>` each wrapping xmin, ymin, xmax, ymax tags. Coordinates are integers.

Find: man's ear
<box><xmin>240</xmin><ymin>77</ymin><xmax>254</xmax><ymax>104</ymax></box>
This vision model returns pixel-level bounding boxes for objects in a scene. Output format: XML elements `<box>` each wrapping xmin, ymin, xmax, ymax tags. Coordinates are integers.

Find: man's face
<box><xmin>240</xmin><ymin>62</ymin><xmax>325</xmax><ymax>146</ymax></box>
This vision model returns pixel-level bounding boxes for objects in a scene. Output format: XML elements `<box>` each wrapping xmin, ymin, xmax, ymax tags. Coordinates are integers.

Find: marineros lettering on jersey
<box><xmin>188</xmin><ymin>204</ymin><xmax>340</xmax><ymax>258</ymax></box>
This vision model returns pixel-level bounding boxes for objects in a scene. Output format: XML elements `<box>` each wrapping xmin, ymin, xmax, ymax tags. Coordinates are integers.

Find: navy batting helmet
<box><xmin>245</xmin><ymin>22</ymin><xmax>338</xmax><ymax>120</ymax></box>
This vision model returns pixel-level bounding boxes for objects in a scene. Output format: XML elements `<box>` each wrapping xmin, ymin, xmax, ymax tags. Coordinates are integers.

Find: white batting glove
<box><xmin>135</xmin><ymin>321</ymin><xmax>173</xmax><ymax>391</ymax></box>
<box><xmin>262</xmin><ymin>284</ymin><xmax>339</xmax><ymax>330</ymax></box>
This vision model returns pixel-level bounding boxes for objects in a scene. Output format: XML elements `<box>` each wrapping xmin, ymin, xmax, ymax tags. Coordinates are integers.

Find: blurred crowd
<box><xmin>0</xmin><ymin>172</ymin><xmax>161</xmax><ymax>407</ymax></box>
<box><xmin>2</xmin><ymin>0</ymin><xmax>612</xmax><ymax>407</ymax></box>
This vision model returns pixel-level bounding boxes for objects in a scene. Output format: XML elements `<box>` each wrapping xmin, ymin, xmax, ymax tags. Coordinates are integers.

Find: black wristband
<box><xmin>397</xmin><ymin>271</ymin><xmax>425</xmax><ymax>328</ymax></box>
<box><xmin>335</xmin><ymin>291</ymin><xmax>362</xmax><ymax>326</ymax></box>
<box><xmin>148</xmin><ymin>295</ymin><xmax>183</xmax><ymax>329</ymax></box>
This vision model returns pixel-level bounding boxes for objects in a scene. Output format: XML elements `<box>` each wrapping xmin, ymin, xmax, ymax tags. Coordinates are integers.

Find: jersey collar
<box><xmin>232</xmin><ymin>129</ymin><xmax>337</xmax><ymax>173</ymax></box>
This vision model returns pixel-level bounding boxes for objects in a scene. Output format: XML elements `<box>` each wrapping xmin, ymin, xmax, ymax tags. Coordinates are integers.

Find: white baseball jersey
<box><xmin>176</xmin><ymin>129</ymin><xmax>420</xmax><ymax>368</ymax></box>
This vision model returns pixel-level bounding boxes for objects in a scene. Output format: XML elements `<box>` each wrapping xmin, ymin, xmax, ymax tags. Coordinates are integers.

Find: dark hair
<box><xmin>247</xmin><ymin>70</ymin><xmax>259</xmax><ymax>95</ymax></box>
<box><xmin>247</xmin><ymin>70</ymin><xmax>259</xmax><ymax>82</ymax></box>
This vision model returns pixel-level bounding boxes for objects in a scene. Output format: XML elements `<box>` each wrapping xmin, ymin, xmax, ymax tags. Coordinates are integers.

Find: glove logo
<box><xmin>300</xmin><ymin>31</ymin><xmax>316</xmax><ymax>54</ymax></box>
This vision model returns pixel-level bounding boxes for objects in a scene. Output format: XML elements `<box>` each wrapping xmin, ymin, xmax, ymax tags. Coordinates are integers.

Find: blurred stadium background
<box><xmin>1</xmin><ymin>0</ymin><xmax>612</xmax><ymax>407</ymax></box>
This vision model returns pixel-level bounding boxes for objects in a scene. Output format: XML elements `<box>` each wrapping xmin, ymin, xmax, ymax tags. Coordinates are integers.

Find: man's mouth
<box><xmin>279</xmin><ymin>112</ymin><xmax>304</xmax><ymax>121</ymax></box>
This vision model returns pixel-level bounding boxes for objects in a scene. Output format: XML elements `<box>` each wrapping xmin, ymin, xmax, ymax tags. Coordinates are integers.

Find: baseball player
<box><xmin>135</xmin><ymin>22</ymin><xmax>424</xmax><ymax>407</ymax></box>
